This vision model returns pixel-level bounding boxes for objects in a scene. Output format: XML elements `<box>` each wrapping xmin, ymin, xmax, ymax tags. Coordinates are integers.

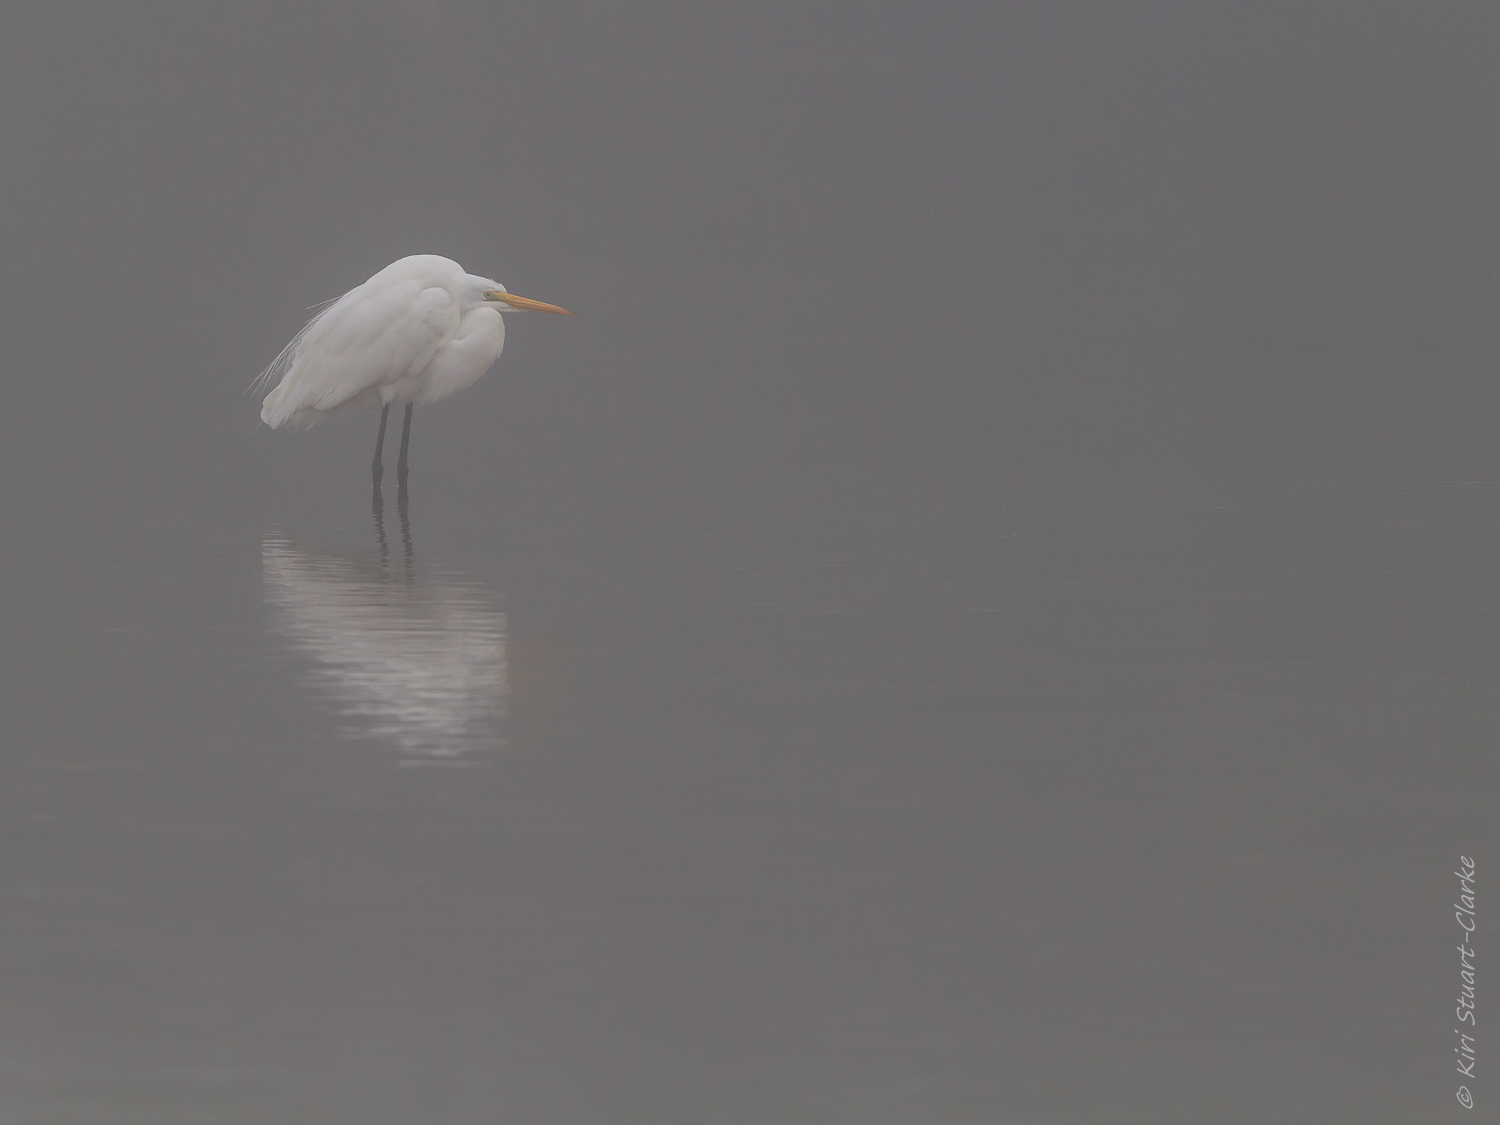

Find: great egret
<box><xmin>256</xmin><ymin>254</ymin><xmax>572</xmax><ymax>489</ymax></box>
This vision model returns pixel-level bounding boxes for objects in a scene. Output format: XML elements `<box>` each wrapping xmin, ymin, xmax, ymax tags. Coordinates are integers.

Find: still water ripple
<box><xmin>261</xmin><ymin>533</ymin><xmax>507</xmax><ymax>763</ymax></box>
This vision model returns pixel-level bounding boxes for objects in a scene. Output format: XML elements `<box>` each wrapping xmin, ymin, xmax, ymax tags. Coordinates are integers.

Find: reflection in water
<box><xmin>262</xmin><ymin>506</ymin><xmax>507</xmax><ymax>762</ymax></box>
<box><xmin>371</xmin><ymin>478</ymin><xmax>413</xmax><ymax>573</ymax></box>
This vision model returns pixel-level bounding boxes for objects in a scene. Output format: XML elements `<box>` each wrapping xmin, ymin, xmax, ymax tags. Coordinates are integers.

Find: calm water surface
<box><xmin>4</xmin><ymin>461</ymin><xmax>1497</xmax><ymax>1123</ymax></box>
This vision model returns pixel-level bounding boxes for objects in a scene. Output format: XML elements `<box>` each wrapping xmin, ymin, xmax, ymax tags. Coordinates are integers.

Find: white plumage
<box><xmin>257</xmin><ymin>254</ymin><xmax>571</xmax><ymax>434</ymax></box>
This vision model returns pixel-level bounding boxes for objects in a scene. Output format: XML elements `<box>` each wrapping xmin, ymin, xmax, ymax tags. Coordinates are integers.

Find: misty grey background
<box><xmin>1</xmin><ymin>3</ymin><xmax>1498</xmax><ymax>1122</ymax></box>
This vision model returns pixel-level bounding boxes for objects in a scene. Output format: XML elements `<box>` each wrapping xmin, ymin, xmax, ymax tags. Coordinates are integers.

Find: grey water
<box><xmin>3</xmin><ymin>5</ymin><xmax>1499</xmax><ymax>1123</ymax></box>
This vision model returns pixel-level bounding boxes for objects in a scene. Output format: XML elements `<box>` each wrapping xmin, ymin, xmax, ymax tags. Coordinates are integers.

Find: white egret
<box><xmin>256</xmin><ymin>254</ymin><xmax>572</xmax><ymax>488</ymax></box>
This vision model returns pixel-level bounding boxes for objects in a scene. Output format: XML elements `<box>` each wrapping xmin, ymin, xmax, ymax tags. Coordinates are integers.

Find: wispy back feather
<box><xmin>246</xmin><ymin>294</ymin><xmax>345</xmax><ymax>397</ymax></box>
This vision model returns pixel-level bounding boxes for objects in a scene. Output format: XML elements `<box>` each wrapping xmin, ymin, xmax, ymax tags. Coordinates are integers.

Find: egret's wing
<box><xmin>261</xmin><ymin>283</ymin><xmax>454</xmax><ymax>429</ymax></box>
<box><xmin>249</xmin><ymin>298</ymin><xmax>339</xmax><ymax>397</ymax></box>
<box><xmin>293</xmin><ymin>284</ymin><xmax>452</xmax><ymax>407</ymax></box>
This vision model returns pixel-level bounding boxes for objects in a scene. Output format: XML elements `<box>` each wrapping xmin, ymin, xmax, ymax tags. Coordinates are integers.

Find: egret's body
<box><xmin>257</xmin><ymin>254</ymin><xmax>571</xmax><ymax>487</ymax></box>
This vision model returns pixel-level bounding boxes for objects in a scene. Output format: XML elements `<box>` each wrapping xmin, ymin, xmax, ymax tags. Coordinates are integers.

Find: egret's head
<box><xmin>481</xmin><ymin>284</ymin><xmax>574</xmax><ymax>316</ymax></box>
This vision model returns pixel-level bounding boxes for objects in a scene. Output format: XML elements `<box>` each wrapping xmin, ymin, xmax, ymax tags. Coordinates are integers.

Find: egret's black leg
<box><xmin>372</xmin><ymin>404</ymin><xmax>391</xmax><ymax>489</ymax></box>
<box><xmin>396</xmin><ymin>404</ymin><xmax>414</xmax><ymax>493</ymax></box>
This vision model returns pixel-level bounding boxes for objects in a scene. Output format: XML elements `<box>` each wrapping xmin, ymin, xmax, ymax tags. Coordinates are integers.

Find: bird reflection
<box><xmin>371</xmin><ymin>478</ymin><xmax>413</xmax><ymax>574</ymax></box>
<box><xmin>262</xmin><ymin>502</ymin><xmax>507</xmax><ymax>763</ymax></box>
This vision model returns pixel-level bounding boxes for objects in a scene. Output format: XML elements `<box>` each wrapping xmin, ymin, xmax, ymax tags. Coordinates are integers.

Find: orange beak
<box><xmin>484</xmin><ymin>289</ymin><xmax>574</xmax><ymax>315</ymax></box>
